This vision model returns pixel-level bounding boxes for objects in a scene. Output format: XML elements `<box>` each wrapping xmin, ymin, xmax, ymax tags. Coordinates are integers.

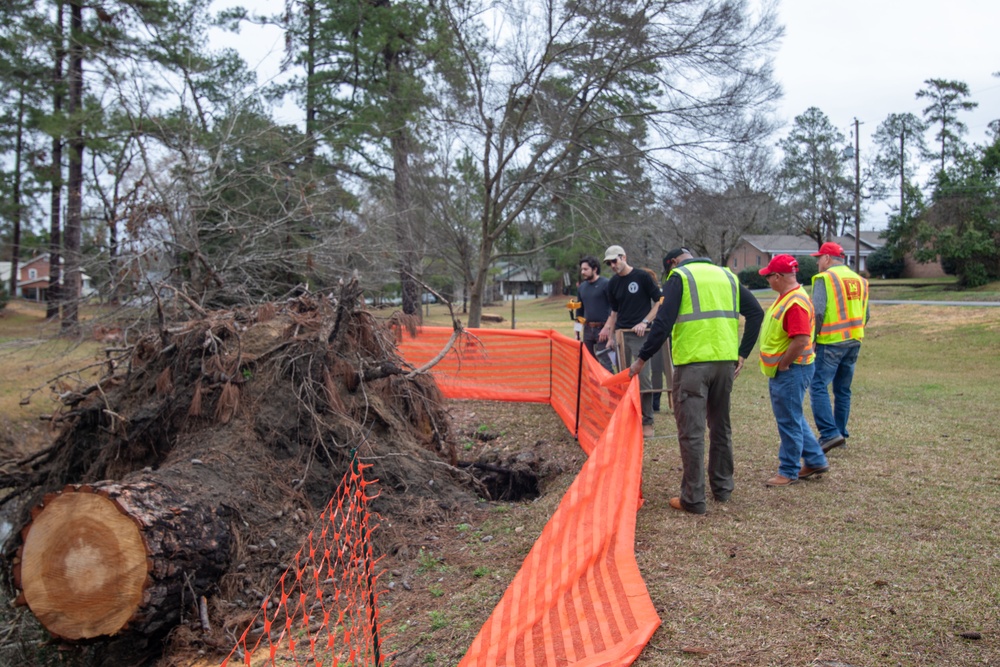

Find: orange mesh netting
<box><xmin>221</xmin><ymin>463</ymin><xmax>385</xmax><ymax>667</ymax></box>
<box><xmin>399</xmin><ymin>327</ymin><xmax>660</xmax><ymax>666</ymax></box>
<box><xmin>397</xmin><ymin>328</ymin><xmax>627</xmax><ymax>456</ymax></box>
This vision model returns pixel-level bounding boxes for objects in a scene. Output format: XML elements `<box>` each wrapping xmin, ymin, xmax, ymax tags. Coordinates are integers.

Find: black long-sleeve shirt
<box><xmin>638</xmin><ymin>258</ymin><xmax>764</xmax><ymax>362</ymax></box>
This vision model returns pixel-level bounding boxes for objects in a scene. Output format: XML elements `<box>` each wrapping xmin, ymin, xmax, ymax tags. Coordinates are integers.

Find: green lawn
<box><xmin>867</xmin><ymin>277</ymin><xmax>1000</xmax><ymax>302</ymax></box>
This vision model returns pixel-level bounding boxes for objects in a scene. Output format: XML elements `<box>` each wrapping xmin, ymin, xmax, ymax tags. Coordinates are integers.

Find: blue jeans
<box><xmin>769</xmin><ymin>363</ymin><xmax>827</xmax><ymax>479</ymax></box>
<box><xmin>809</xmin><ymin>343</ymin><xmax>861</xmax><ymax>441</ymax></box>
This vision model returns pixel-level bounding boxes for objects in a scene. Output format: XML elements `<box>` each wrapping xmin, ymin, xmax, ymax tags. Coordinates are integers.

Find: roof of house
<box><xmin>20</xmin><ymin>254</ymin><xmax>52</xmax><ymax>268</ymax></box>
<box><xmin>855</xmin><ymin>231</ymin><xmax>886</xmax><ymax>247</ymax></box>
<box><xmin>741</xmin><ymin>235</ymin><xmax>818</xmax><ymax>254</ymax></box>
<box><xmin>742</xmin><ymin>233</ymin><xmax>883</xmax><ymax>254</ymax></box>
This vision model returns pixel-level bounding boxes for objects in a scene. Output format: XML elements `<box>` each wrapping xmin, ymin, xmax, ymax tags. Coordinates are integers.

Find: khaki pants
<box><xmin>620</xmin><ymin>331</ymin><xmax>654</xmax><ymax>426</ymax></box>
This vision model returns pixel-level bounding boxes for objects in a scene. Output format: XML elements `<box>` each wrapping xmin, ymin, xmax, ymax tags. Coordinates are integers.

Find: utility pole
<box><xmin>853</xmin><ymin>118</ymin><xmax>861</xmax><ymax>272</ymax></box>
<box><xmin>899</xmin><ymin>121</ymin><xmax>906</xmax><ymax>219</ymax></box>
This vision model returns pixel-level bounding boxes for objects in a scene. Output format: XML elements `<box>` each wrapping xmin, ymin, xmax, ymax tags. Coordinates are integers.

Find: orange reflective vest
<box><xmin>812</xmin><ymin>264</ymin><xmax>868</xmax><ymax>344</ymax></box>
<box><xmin>758</xmin><ymin>286</ymin><xmax>815</xmax><ymax>378</ymax></box>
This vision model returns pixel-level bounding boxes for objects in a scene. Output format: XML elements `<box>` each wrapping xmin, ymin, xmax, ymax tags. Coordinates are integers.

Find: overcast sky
<box><xmin>774</xmin><ymin>1</ymin><xmax>998</xmax><ymax>154</ymax></box>
<box><xmin>772</xmin><ymin>1</ymin><xmax>999</xmax><ymax>228</ymax></box>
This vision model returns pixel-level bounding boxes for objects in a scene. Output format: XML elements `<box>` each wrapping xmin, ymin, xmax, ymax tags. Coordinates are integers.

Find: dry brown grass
<box><xmin>631</xmin><ymin>303</ymin><xmax>1000</xmax><ymax>666</ymax></box>
<box><xmin>0</xmin><ymin>302</ymin><xmax>105</xmax><ymax>455</ymax></box>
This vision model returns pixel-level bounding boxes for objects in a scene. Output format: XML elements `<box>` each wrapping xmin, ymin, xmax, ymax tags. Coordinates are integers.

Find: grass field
<box><xmin>867</xmin><ymin>277</ymin><xmax>1000</xmax><ymax>302</ymax></box>
<box><xmin>414</xmin><ymin>287</ymin><xmax>1000</xmax><ymax>665</ymax></box>
<box><xmin>0</xmin><ymin>301</ymin><xmax>106</xmax><ymax>454</ymax></box>
<box><xmin>1</xmin><ymin>283</ymin><xmax>999</xmax><ymax>665</ymax></box>
<box><xmin>627</xmin><ymin>303</ymin><xmax>1000</xmax><ymax>665</ymax></box>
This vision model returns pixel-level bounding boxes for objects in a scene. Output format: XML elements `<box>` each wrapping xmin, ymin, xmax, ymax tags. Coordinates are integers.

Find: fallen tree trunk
<box><xmin>13</xmin><ymin>480</ymin><xmax>230</xmax><ymax>640</ymax></box>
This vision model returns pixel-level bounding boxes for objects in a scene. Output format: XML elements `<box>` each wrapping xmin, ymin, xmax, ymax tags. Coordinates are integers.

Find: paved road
<box><xmin>870</xmin><ymin>300</ymin><xmax>1000</xmax><ymax>307</ymax></box>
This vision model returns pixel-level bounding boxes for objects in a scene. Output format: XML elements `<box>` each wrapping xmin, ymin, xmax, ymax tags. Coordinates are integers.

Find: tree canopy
<box><xmin>2</xmin><ymin>0</ymin><xmax>998</xmax><ymax>331</ymax></box>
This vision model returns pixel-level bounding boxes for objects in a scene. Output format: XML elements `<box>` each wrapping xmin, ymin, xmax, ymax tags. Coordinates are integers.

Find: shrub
<box><xmin>866</xmin><ymin>246</ymin><xmax>905</xmax><ymax>279</ymax></box>
<box><xmin>737</xmin><ymin>267</ymin><xmax>768</xmax><ymax>290</ymax></box>
<box><xmin>795</xmin><ymin>255</ymin><xmax>819</xmax><ymax>285</ymax></box>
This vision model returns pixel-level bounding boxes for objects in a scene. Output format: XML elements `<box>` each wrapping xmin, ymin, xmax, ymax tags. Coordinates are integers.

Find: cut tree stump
<box><xmin>13</xmin><ymin>481</ymin><xmax>230</xmax><ymax>640</ymax></box>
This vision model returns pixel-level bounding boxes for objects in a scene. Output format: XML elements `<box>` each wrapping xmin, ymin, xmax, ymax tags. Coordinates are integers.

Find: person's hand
<box><xmin>633</xmin><ymin>321</ymin><xmax>649</xmax><ymax>337</ymax></box>
<box><xmin>598</xmin><ymin>327</ymin><xmax>610</xmax><ymax>343</ymax></box>
<box><xmin>629</xmin><ymin>358</ymin><xmax>645</xmax><ymax>378</ymax></box>
<box><xmin>734</xmin><ymin>356</ymin><xmax>745</xmax><ymax>379</ymax></box>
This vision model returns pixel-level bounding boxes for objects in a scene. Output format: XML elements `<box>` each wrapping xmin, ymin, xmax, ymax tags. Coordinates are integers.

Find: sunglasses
<box><xmin>605</xmin><ymin>258</ymin><xmax>619</xmax><ymax>266</ymax></box>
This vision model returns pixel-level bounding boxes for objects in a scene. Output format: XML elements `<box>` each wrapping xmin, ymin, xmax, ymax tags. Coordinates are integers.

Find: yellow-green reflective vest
<box><xmin>670</xmin><ymin>263</ymin><xmax>740</xmax><ymax>365</ymax></box>
<box><xmin>812</xmin><ymin>264</ymin><xmax>869</xmax><ymax>344</ymax></box>
<box><xmin>758</xmin><ymin>286</ymin><xmax>815</xmax><ymax>378</ymax></box>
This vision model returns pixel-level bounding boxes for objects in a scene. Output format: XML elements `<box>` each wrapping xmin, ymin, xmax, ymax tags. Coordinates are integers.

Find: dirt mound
<box><xmin>0</xmin><ymin>280</ymin><xmax>490</xmax><ymax>665</ymax></box>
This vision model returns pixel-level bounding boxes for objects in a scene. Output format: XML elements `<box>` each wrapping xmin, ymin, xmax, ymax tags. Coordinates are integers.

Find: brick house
<box><xmin>726</xmin><ymin>232</ymin><xmax>946</xmax><ymax>278</ymax></box>
<box><xmin>726</xmin><ymin>233</ymin><xmax>884</xmax><ymax>274</ymax></box>
<box><xmin>16</xmin><ymin>254</ymin><xmax>95</xmax><ymax>301</ymax></box>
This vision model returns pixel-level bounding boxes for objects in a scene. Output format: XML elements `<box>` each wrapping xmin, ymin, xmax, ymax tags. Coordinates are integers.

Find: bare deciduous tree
<box><xmin>440</xmin><ymin>0</ymin><xmax>782</xmax><ymax>325</ymax></box>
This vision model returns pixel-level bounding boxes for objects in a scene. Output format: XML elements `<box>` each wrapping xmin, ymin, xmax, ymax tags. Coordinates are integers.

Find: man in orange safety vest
<box><xmin>808</xmin><ymin>242</ymin><xmax>870</xmax><ymax>454</ymax></box>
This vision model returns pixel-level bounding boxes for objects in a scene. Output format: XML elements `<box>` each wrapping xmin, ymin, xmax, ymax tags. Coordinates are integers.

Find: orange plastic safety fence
<box><xmin>460</xmin><ymin>381</ymin><xmax>658</xmax><ymax>667</ymax></box>
<box><xmin>220</xmin><ymin>464</ymin><xmax>385</xmax><ymax>667</ymax></box>
<box><xmin>399</xmin><ymin>327</ymin><xmax>661</xmax><ymax>666</ymax></box>
<box><xmin>397</xmin><ymin>327</ymin><xmax>626</xmax><ymax>455</ymax></box>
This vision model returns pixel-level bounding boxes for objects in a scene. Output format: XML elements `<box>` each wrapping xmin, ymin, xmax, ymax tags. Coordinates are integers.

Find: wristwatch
<box><xmin>641</xmin><ymin>319</ymin><xmax>650</xmax><ymax>325</ymax></box>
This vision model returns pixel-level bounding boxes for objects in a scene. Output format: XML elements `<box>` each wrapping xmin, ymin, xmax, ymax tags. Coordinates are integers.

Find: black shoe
<box><xmin>820</xmin><ymin>435</ymin><xmax>846</xmax><ymax>453</ymax></box>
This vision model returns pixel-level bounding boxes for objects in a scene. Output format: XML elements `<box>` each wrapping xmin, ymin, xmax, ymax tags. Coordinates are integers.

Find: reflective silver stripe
<box><xmin>674</xmin><ymin>266</ymin><xmax>739</xmax><ymax>323</ymax></box>
<box><xmin>827</xmin><ymin>271</ymin><xmax>849</xmax><ymax>322</ymax></box>
<box><xmin>823</xmin><ymin>318</ymin><xmax>865</xmax><ymax>332</ymax></box>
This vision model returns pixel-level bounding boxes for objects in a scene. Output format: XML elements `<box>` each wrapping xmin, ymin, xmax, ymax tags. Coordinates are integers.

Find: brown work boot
<box><xmin>765</xmin><ymin>474</ymin><xmax>798</xmax><ymax>487</ymax></box>
<box><xmin>669</xmin><ymin>497</ymin><xmax>705</xmax><ymax>514</ymax></box>
<box><xmin>642</xmin><ymin>424</ymin><xmax>654</xmax><ymax>438</ymax></box>
<box><xmin>799</xmin><ymin>464</ymin><xmax>830</xmax><ymax>479</ymax></box>
<box><xmin>820</xmin><ymin>435</ymin><xmax>846</xmax><ymax>453</ymax></box>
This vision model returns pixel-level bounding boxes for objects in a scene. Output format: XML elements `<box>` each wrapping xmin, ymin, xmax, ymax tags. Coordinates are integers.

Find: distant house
<box><xmin>492</xmin><ymin>262</ymin><xmax>551</xmax><ymax>301</ymax></box>
<box><xmin>16</xmin><ymin>254</ymin><xmax>95</xmax><ymax>301</ymax></box>
<box><xmin>0</xmin><ymin>261</ymin><xmax>11</xmax><ymax>292</ymax></box>
<box><xmin>726</xmin><ymin>233</ymin><xmax>884</xmax><ymax>274</ymax></box>
<box><xmin>900</xmin><ymin>249</ymin><xmax>947</xmax><ymax>279</ymax></box>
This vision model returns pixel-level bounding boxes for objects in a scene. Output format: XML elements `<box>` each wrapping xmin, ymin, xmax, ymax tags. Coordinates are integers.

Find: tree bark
<box><xmin>13</xmin><ymin>480</ymin><xmax>230</xmax><ymax>640</ymax></box>
<box><xmin>47</xmin><ymin>0</ymin><xmax>64</xmax><ymax>320</ymax></box>
<box><xmin>61</xmin><ymin>0</ymin><xmax>84</xmax><ymax>331</ymax></box>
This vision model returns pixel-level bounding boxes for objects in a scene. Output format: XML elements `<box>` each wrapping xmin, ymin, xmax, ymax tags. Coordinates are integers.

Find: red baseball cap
<box><xmin>811</xmin><ymin>242</ymin><xmax>844</xmax><ymax>258</ymax></box>
<box><xmin>758</xmin><ymin>254</ymin><xmax>799</xmax><ymax>275</ymax></box>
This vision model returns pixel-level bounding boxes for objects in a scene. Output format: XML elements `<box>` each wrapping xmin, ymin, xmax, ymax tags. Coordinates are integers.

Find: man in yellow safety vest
<box><xmin>628</xmin><ymin>248</ymin><xmax>763</xmax><ymax>513</ymax></box>
<box><xmin>808</xmin><ymin>242</ymin><xmax>870</xmax><ymax>453</ymax></box>
<box><xmin>758</xmin><ymin>255</ymin><xmax>829</xmax><ymax>487</ymax></box>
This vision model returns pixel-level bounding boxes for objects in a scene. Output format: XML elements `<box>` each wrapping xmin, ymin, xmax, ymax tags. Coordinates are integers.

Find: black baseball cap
<box><xmin>662</xmin><ymin>248</ymin><xmax>690</xmax><ymax>270</ymax></box>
